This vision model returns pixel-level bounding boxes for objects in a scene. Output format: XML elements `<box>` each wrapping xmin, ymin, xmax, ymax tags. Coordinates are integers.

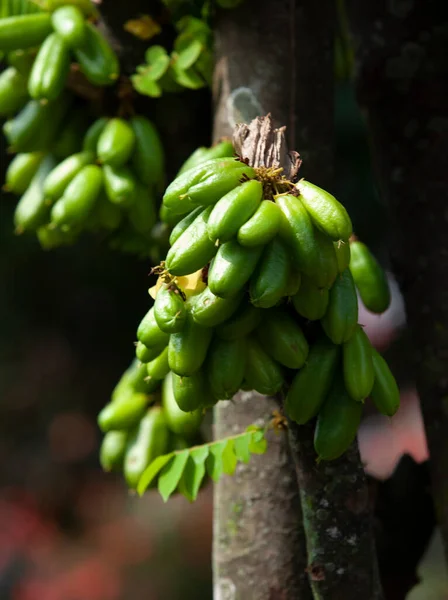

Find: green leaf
<box><xmin>137</xmin><ymin>424</ymin><xmax>268</xmax><ymax>502</ymax></box>
<box><xmin>143</xmin><ymin>46</ymin><xmax>171</xmax><ymax>81</ymax></box>
<box><xmin>172</xmin><ymin>64</ymin><xmax>205</xmax><ymax>90</ymax></box>
<box><xmin>180</xmin><ymin>446</ymin><xmax>209</xmax><ymax>501</ymax></box>
<box><xmin>131</xmin><ymin>74</ymin><xmax>163</xmax><ymax>97</ymax></box>
<box><xmin>176</xmin><ymin>38</ymin><xmax>203</xmax><ymax>70</ymax></box>
<box><xmin>234</xmin><ymin>435</ymin><xmax>251</xmax><ymax>464</ymax></box>
<box><xmin>158</xmin><ymin>450</ymin><xmax>189</xmax><ymax>502</ymax></box>
<box><xmin>137</xmin><ymin>453</ymin><xmax>173</xmax><ymax>496</ymax></box>
<box><xmin>206</xmin><ymin>441</ymin><xmax>226</xmax><ymax>482</ymax></box>
<box><xmin>249</xmin><ymin>432</ymin><xmax>267</xmax><ymax>455</ymax></box>
<box><xmin>222</xmin><ymin>439</ymin><xmax>237</xmax><ymax>475</ymax></box>
<box><xmin>175</xmin><ymin>16</ymin><xmax>210</xmax><ymax>41</ymax></box>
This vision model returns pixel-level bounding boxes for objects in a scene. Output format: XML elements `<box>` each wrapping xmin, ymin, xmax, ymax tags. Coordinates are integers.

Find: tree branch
<box><xmin>288</xmin><ymin>421</ymin><xmax>384</xmax><ymax>599</ymax></box>
<box><xmin>345</xmin><ymin>0</ymin><xmax>448</xmax><ymax>562</ymax></box>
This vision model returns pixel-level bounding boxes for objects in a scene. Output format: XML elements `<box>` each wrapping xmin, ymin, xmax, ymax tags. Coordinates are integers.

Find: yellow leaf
<box><xmin>124</xmin><ymin>15</ymin><xmax>161</xmax><ymax>41</ymax></box>
<box><xmin>148</xmin><ymin>270</ymin><xmax>206</xmax><ymax>300</ymax></box>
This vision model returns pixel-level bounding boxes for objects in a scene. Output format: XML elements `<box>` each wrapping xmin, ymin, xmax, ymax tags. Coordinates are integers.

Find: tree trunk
<box><xmin>212</xmin><ymin>1</ymin><xmax>379</xmax><ymax>599</ymax></box>
<box><xmin>345</xmin><ymin>0</ymin><xmax>448</xmax><ymax>562</ymax></box>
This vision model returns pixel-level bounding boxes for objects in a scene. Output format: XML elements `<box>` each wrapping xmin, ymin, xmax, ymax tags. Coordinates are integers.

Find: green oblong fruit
<box><xmin>314</xmin><ymin>376</ymin><xmax>363</xmax><ymax>461</ymax></box>
<box><xmin>0</xmin><ymin>14</ymin><xmax>52</xmax><ymax>52</ymax></box>
<box><xmin>343</xmin><ymin>325</ymin><xmax>374</xmax><ymax>402</ymax></box>
<box><xmin>207</xmin><ymin>337</ymin><xmax>246</xmax><ymax>400</ymax></box>
<box><xmin>120</xmin><ymin>358</ymin><xmax>162</xmax><ymax>395</ymax></box>
<box><xmin>89</xmin><ymin>192</ymin><xmax>122</xmax><ymax>231</ymax></box>
<box><xmin>103</xmin><ymin>164</ymin><xmax>138</xmax><ymax>207</ymax></box>
<box><xmin>177</xmin><ymin>140</ymin><xmax>234</xmax><ymax>176</ymax></box>
<box><xmin>137</xmin><ymin>307</ymin><xmax>170</xmax><ymax>349</ymax></box>
<box><xmin>5</xmin><ymin>152</ymin><xmax>43</xmax><ymax>195</ymax></box>
<box><xmin>162</xmin><ymin>372</ymin><xmax>203</xmax><ymax>434</ymax></box>
<box><xmin>14</xmin><ymin>154</ymin><xmax>57</xmax><ymax>232</ymax></box>
<box><xmin>216</xmin><ymin>304</ymin><xmax>262</xmax><ymax>341</ymax></box>
<box><xmin>28</xmin><ymin>32</ymin><xmax>70</xmax><ymax>101</ymax></box>
<box><xmin>4</xmin><ymin>93</ymin><xmax>71</xmax><ymax>152</ymax></box>
<box><xmin>162</xmin><ymin>158</ymin><xmax>249</xmax><ymax>216</ymax></box>
<box><xmin>135</xmin><ymin>340</ymin><xmax>163</xmax><ymax>364</ymax></box>
<box><xmin>51</xmin><ymin>164</ymin><xmax>103</xmax><ymax>226</ymax></box>
<box><xmin>250</xmin><ymin>238</ymin><xmax>290</xmax><ymax>308</ymax></box>
<box><xmin>276</xmin><ymin>194</ymin><xmax>338</xmax><ymax>289</ymax></box>
<box><xmin>166</xmin><ymin>206</ymin><xmax>217</xmax><ymax>276</ymax></box>
<box><xmin>349</xmin><ymin>240</ymin><xmax>391</xmax><ymax>314</ymax></box>
<box><xmin>37</xmin><ymin>224</ymin><xmax>80</xmax><ymax>249</ymax></box>
<box><xmin>297</xmin><ymin>179</ymin><xmax>352</xmax><ymax>241</ymax></box>
<box><xmin>207</xmin><ymin>179</ymin><xmax>262</xmax><ymax>243</ymax></box>
<box><xmin>97</xmin><ymin>392</ymin><xmax>148</xmax><ymax>433</ymax></box>
<box><xmin>53</xmin><ymin>109</ymin><xmax>88</xmax><ymax>158</ymax></box>
<box><xmin>186</xmin><ymin>165</ymin><xmax>256</xmax><ymax>208</ymax></box>
<box><xmin>370</xmin><ymin>349</ymin><xmax>400</xmax><ymax>416</ymax></box>
<box><xmin>128</xmin><ymin>185</ymin><xmax>157</xmax><ymax>234</ymax></box>
<box><xmin>168</xmin><ymin>309</ymin><xmax>213</xmax><ymax>376</ymax></box>
<box><xmin>73</xmin><ymin>21</ymin><xmax>119</xmax><ymax>86</ymax></box>
<box><xmin>284</xmin><ymin>268</ymin><xmax>302</xmax><ymax>297</ymax></box>
<box><xmin>169</xmin><ymin>206</ymin><xmax>203</xmax><ymax>246</ymax></box>
<box><xmin>124</xmin><ymin>406</ymin><xmax>170</xmax><ymax>489</ymax></box>
<box><xmin>237</xmin><ymin>200</ymin><xmax>282</xmax><ymax>247</ymax></box>
<box><xmin>334</xmin><ymin>240</ymin><xmax>351</xmax><ymax>273</ymax></box>
<box><xmin>97</xmin><ymin>118</ymin><xmax>135</xmax><ymax>167</ymax></box>
<box><xmin>285</xmin><ymin>335</ymin><xmax>340</xmax><ymax>425</ymax></box>
<box><xmin>43</xmin><ymin>151</ymin><xmax>95</xmax><ymax>201</ymax></box>
<box><xmin>160</xmin><ymin>203</ymin><xmax>189</xmax><ymax>227</ymax></box>
<box><xmin>82</xmin><ymin>117</ymin><xmax>108</xmax><ymax>152</ymax></box>
<box><xmin>47</xmin><ymin>0</ymin><xmax>97</xmax><ymax>15</ymax></box>
<box><xmin>245</xmin><ymin>338</ymin><xmax>284</xmax><ymax>396</ymax></box>
<box><xmin>208</xmin><ymin>241</ymin><xmax>262</xmax><ymax>299</ymax></box>
<box><xmin>100</xmin><ymin>430</ymin><xmax>127</xmax><ymax>472</ymax></box>
<box><xmin>146</xmin><ymin>347</ymin><xmax>170</xmax><ymax>382</ymax></box>
<box><xmin>0</xmin><ymin>67</ymin><xmax>28</xmax><ymax>117</ymax></box>
<box><xmin>3</xmin><ymin>99</ymin><xmax>50</xmax><ymax>151</ymax></box>
<box><xmin>51</xmin><ymin>5</ymin><xmax>86</xmax><ymax>49</ymax></box>
<box><xmin>130</xmin><ymin>115</ymin><xmax>164</xmax><ymax>188</ymax></box>
<box><xmin>190</xmin><ymin>286</ymin><xmax>242</xmax><ymax>327</ymax></box>
<box><xmin>257</xmin><ymin>310</ymin><xmax>309</xmax><ymax>369</ymax></box>
<box><xmin>292</xmin><ymin>276</ymin><xmax>329</xmax><ymax>321</ymax></box>
<box><xmin>172</xmin><ymin>370</ymin><xmax>209</xmax><ymax>412</ymax></box>
<box><xmin>154</xmin><ymin>284</ymin><xmax>187</xmax><ymax>333</ymax></box>
<box><xmin>321</xmin><ymin>268</ymin><xmax>358</xmax><ymax>344</ymax></box>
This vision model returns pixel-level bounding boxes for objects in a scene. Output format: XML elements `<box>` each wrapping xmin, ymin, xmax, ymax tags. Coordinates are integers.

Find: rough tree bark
<box><xmin>345</xmin><ymin>0</ymin><xmax>448</xmax><ymax>561</ymax></box>
<box><xmin>213</xmin><ymin>2</ymin><xmax>382</xmax><ymax>599</ymax></box>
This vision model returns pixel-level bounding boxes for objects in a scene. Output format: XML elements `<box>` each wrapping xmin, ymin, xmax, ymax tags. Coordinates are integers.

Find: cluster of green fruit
<box><xmin>97</xmin><ymin>144</ymin><xmax>400</xmax><ymax>493</ymax></box>
<box><xmin>0</xmin><ymin>2</ymin><xmax>167</xmax><ymax>256</ymax></box>
<box><xmin>98</xmin><ymin>360</ymin><xmax>205</xmax><ymax>492</ymax></box>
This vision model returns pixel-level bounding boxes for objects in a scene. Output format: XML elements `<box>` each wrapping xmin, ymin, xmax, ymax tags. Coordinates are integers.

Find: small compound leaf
<box><xmin>137</xmin><ymin>453</ymin><xmax>173</xmax><ymax>496</ymax></box>
<box><xmin>131</xmin><ymin>74</ymin><xmax>162</xmax><ymax>97</ymax></box>
<box><xmin>145</xmin><ymin>45</ymin><xmax>168</xmax><ymax>63</ymax></box>
<box><xmin>206</xmin><ymin>441</ymin><xmax>226</xmax><ymax>482</ymax></box>
<box><xmin>190</xmin><ymin>445</ymin><xmax>210</xmax><ymax>464</ymax></box>
<box><xmin>172</xmin><ymin>64</ymin><xmax>205</xmax><ymax>90</ymax></box>
<box><xmin>222</xmin><ymin>439</ymin><xmax>237</xmax><ymax>475</ymax></box>
<box><xmin>248</xmin><ymin>428</ymin><xmax>268</xmax><ymax>454</ymax></box>
<box><xmin>157</xmin><ymin>453</ymin><xmax>187</xmax><ymax>503</ymax></box>
<box><xmin>176</xmin><ymin>38</ymin><xmax>203</xmax><ymax>70</ymax></box>
<box><xmin>234</xmin><ymin>434</ymin><xmax>251</xmax><ymax>464</ymax></box>
<box><xmin>158</xmin><ymin>450</ymin><xmax>189</xmax><ymax>502</ymax></box>
<box><xmin>181</xmin><ymin>446</ymin><xmax>209</xmax><ymax>501</ymax></box>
